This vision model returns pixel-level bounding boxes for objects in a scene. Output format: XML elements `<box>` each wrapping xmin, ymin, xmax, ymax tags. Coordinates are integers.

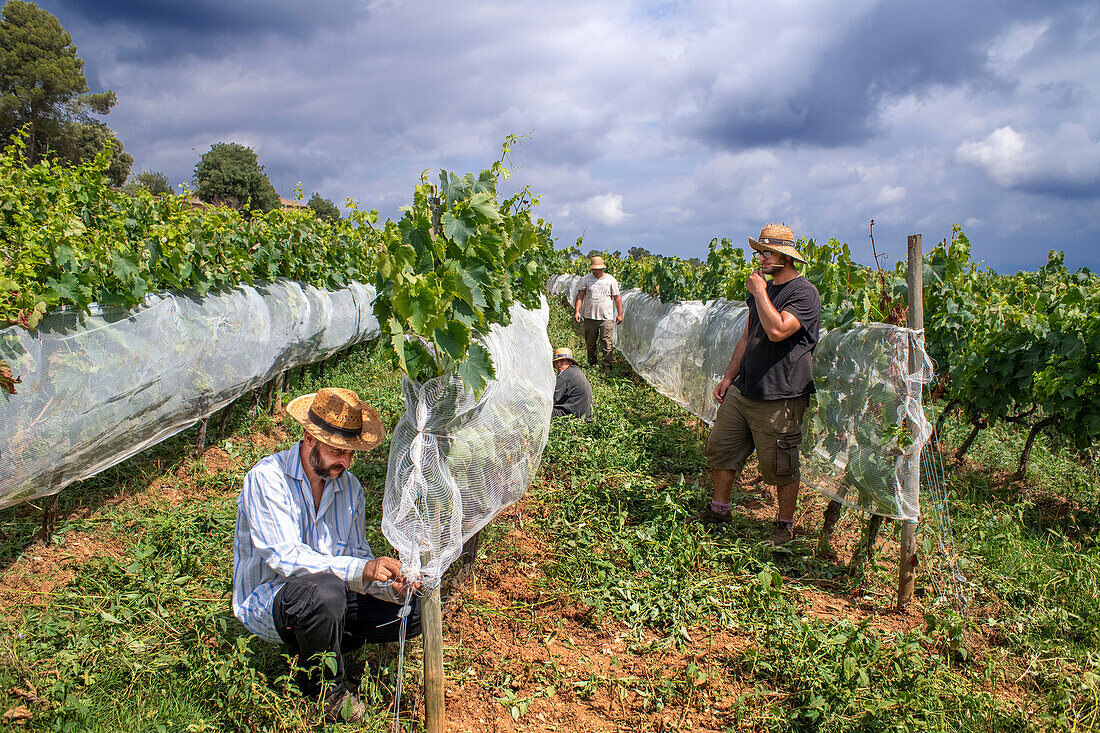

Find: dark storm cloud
<box><xmin>690</xmin><ymin>0</ymin><xmax>1081</xmax><ymax>150</ymax></box>
<box><xmin>38</xmin><ymin>0</ymin><xmax>366</xmax><ymax>64</ymax></box>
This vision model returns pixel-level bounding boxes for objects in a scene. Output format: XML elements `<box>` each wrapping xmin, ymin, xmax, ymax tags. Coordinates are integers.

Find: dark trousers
<box><xmin>583</xmin><ymin>318</ymin><xmax>615</xmax><ymax>367</ymax></box>
<box><xmin>272</xmin><ymin>571</ymin><xmax>422</xmax><ymax>698</ymax></box>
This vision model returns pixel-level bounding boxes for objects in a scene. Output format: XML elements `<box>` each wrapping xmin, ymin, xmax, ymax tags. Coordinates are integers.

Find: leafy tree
<box><xmin>123</xmin><ymin>169</ymin><xmax>171</xmax><ymax>196</ymax></box>
<box><xmin>52</xmin><ymin>120</ymin><xmax>131</xmax><ymax>185</ymax></box>
<box><xmin>627</xmin><ymin>246</ymin><xmax>652</xmax><ymax>261</ymax></box>
<box><xmin>192</xmin><ymin>142</ymin><xmax>279</xmax><ymax>212</ymax></box>
<box><xmin>0</xmin><ymin>1</ymin><xmax>119</xmax><ymax>163</ymax></box>
<box><xmin>308</xmin><ymin>192</ymin><xmax>340</xmax><ymax>222</ymax></box>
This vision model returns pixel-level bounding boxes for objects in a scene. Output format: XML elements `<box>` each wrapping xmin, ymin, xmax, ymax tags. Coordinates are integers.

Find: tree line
<box><xmin>0</xmin><ymin>1</ymin><xmax>341</xmax><ymax>219</ymax></box>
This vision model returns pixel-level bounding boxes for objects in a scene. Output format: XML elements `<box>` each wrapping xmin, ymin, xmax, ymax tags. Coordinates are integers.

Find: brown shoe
<box><xmin>768</xmin><ymin>522</ymin><xmax>795</xmax><ymax>546</ymax></box>
<box><xmin>693</xmin><ymin>504</ymin><xmax>733</xmax><ymax>524</ymax></box>
<box><xmin>325</xmin><ymin>690</ymin><xmax>368</xmax><ymax>723</ymax></box>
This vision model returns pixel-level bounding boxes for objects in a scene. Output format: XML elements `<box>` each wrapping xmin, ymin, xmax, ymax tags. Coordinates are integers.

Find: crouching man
<box><xmin>551</xmin><ymin>347</ymin><xmax>593</xmax><ymax>420</ymax></box>
<box><xmin>232</xmin><ymin>387</ymin><xmax>420</xmax><ymax>722</ymax></box>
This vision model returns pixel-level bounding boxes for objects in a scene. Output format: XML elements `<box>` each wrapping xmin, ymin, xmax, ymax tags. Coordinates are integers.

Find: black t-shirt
<box><xmin>733</xmin><ymin>276</ymin><xmax>821</xmax><ymax>400</ymax></box>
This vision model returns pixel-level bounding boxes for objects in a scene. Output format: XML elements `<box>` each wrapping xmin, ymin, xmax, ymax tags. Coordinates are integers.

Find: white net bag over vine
<box><xmin>381</xmin><ymin>298</ymin><xmax>555</xmax><ymax>585</ymax></box>
<box><xmin>0</xmin><ymin>279</ymin><xmax>378</xmax><ymax>511</ymax></box>
<box><xmin>552</xmin><ymin>274</ymin><xmax>932</xmax><ymax>521</ymax></box>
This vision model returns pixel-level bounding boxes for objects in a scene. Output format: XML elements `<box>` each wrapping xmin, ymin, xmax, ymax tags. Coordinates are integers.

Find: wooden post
<box><xmin>41</xmin><ymin>492</ymin><xmax>60</xmax><ymax>543</ymax></box>
<box><xmin>272</xmin><ymin>369</ymin><xmax>287</xmax><ymax>416</ymax></box>
<box><xmin>898</xmin><ymin>233</ymin><xmax>923</xmax><ymax>608</ymax></box>
<box><xmin>193</xmin><ymin>417</ymin><xmax>208</xmax><ymax>457</ymax></box>
<box><xmin>216</xmin><ymin>404</ymin><xmax>232</xmax><ymax>439</ymax></box>
<box><xmin>421</xmin><ymin>197</ymin><xmax>447</xmax><ymax>731</ymax></box>
<box><xmin>422</xmin><ymin>553</ymin><xmax>445</xmax><ymax>733</ymax></box>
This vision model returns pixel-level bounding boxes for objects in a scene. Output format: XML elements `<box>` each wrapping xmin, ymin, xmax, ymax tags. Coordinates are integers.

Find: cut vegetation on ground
<box><xmin>1</xmin><ymin>304</ymin><xmax>1098</xmax><ymax>732</ymax></box>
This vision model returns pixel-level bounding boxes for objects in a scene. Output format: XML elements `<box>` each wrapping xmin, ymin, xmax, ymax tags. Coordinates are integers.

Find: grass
<box><xmin>0</xmin><ymin>302</ymin><xmax>1096</xmax><ymax>731</ymax></box>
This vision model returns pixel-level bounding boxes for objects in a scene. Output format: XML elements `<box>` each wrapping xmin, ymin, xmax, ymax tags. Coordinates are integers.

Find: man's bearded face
<box><xmin>308</xmin><ymin>442</ymin><xmax>347</xmax><ymax>480</ymax></box>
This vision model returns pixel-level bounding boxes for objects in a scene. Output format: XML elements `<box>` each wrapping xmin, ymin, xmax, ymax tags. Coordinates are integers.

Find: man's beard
<box><xmin>308</xmin><ymin>444</ymin><xmax>345</xmax><ymax>480</ymax></box>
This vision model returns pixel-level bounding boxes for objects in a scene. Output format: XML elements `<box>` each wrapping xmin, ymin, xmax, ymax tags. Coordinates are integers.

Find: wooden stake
<box><xmin>41</xmin><ymin>492</ymin><xmax>60</xmax><ymax>543</ymax></box>
<box><xmin>193</xmin><ymin>417</ymin><xmax>208</xmax><ymax>457</ymax></box>
<box><xmin>899</xmin><ymin>233</ymin><xmax>923</xmax><ymax>608</ymax></box>
<box><xmin>273</xmin><ymin>370</ymin><xmax>287</xmax><ymax>416</ymax></box>
<box><xmin>216</xmin><ymin>404</ymin><xmax>232</xmax><ymax>439</ymax></box>
<box><xmin>423</xmin><ymin>559</ymin><xmax>445</xmax><ymax>733</ymax></box>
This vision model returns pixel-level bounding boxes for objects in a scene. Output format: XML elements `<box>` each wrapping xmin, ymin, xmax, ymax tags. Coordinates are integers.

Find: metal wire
<box><xmin>921</xmin><ymin>379</ymin><xmax>968</xmax><ymax>611</ymax></box>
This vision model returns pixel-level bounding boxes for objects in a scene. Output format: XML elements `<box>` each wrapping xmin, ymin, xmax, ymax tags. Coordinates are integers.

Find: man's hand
<box><xmin>746</xmin><ymin>270</ymin><xmax>767</xmax><ymax>298</ymax></box>
<box><xmin>362</xmin><ymin>556</ymin><xmax>402</xmax><ymax>584</ymax></box>
<box><xmin>392</xmin><ymin>577</ymin><xmax>422</xmax><ymax>597</ymax></box>
<box><xmin>615</xmin><ymin>313</ymin><xmax>623</xmax><ymax>324</ymax></box>
<box><xmin>714</xmin><ymin>376</ymin><xmax>732</xmax><ymax>403</ymax></box>
<box><xmin>574</xmin><ymin>311</ymin><xmax>582</xmax><ymax>322</ymax></box>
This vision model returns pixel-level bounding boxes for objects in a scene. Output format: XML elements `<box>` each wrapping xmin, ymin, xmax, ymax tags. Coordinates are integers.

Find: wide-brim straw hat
<box><xmin>590</xmin><ymin>256</ymin><xmax>606</xmax><ymax>270</ymax></box>
<box><xmin>552</xmin><ymin>347</ymin><xmax>578</xmax><ymax>365</ymax></box>
<box><xmin>748</xmin><ymin>223</ymin><xmax>807</xmax><ymax>264</ymax></box>
<box><xmin>286</xmin><ymin>387</ymin><xmax>383</xmax><ymax>451</ymax></box>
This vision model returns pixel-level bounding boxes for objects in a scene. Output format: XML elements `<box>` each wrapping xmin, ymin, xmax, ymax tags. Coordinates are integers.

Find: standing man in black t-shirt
<box><xmin>696</xmin><ymin>223</ymin><xmax>821</xmax><ymax>546</ymax></box>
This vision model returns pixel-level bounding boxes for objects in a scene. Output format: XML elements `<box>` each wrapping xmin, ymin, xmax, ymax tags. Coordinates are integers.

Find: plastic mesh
<box><xmin>548</xmin><ymin>274</ymin><xmax>932</xmax><ymax>520</ymax></box>
<box><xmin>0</xmin><ymin>279</ymin><xmax>379</xmax><ymax>511</ymax></box>
<box><xmin>381</xmin><ymin>299</ymin><xmax>555</xmax><ymax>585</ymax></box>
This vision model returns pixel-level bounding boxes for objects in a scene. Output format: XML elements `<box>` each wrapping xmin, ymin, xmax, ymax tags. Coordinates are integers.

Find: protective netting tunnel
<box><xmin>548</xmin><ymin>274</ymin><xmax>932</xmax><ymax>520</ymax></box>
<box><xmin>382</xmin><ymin>299</ymin><xmax>555</xmax><ymax>586</ymax></box>
<box><xmin>0</xmin><ymin>279</ymin><xmax>379</xmax><ymax>511</ymax></box>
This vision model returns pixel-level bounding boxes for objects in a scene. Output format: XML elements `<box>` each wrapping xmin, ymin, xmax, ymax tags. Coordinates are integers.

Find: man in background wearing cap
<box><xmin>551</xmin><ymin>347</ymin><xmax>593</xmax><ymax>420</ymax></box>
<box><xmin>696</xmin><ymin>224</ymin><xmax>821</xmax><ymax>546</ymax></box>
<box><xmin>232</xmin><ymin>387</ymin><xmax>420</xmax><ymax>722</ymax></box>
<box><xmin>574</xmin><ymin>256</ymin><xmax>624</xmax><ymax>370</ymax></box>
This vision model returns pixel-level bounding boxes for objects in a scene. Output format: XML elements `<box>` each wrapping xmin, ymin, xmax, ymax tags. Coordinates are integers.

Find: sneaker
<box><xmin>693</xmin><ymin>504</ymin><xmax>733</xmax><ymax>524</ymax></box>
<box><xmin>768</xmin><ymin>522</ymin><xmax>795</xmax><ymax>546</ymax></box>
<box><xmin>325</xmin><ymin>690</ymin><xmax>368</xmax><ymax>723</ymax></box>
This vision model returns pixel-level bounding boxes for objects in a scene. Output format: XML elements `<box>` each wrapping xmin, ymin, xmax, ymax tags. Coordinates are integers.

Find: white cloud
<box><xmin>957</xmin><ymin>124</ymin><xmax>1100</xmax><ymax>195</ymax></box>
<box><xmin>577</xmin><ymin>194</ymin><xmax>628</xmax><ymax>226</ymax></box>
<box><xmin>986</xmin><ymin>21</ymin><xmax>1051</xmax><ymax>75</ymax></box>
<box><xmin>875</xmin><ymin>185</ymin><xmax>906</xmax><ymax>206</ymax></box>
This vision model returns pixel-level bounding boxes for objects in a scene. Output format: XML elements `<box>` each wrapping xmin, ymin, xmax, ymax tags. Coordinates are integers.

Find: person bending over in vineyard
<box><xmin>696</xmin><ymin>224</ymin><xmax>821</xmax><ymax>546</ymax></box>
<box><xmin>551</xmin><ymin>347</ymin><xmax>593</xmax><ymax>420</ymax></box>
<box><xmin>574</xmin><ymin>255</ymin><xmax>624</xmax><ymax>370</ymax></box>
<box><xmin>232</xmin><ymin>387</ymin><xmax>421</xmax><ymax>723</ymax></box>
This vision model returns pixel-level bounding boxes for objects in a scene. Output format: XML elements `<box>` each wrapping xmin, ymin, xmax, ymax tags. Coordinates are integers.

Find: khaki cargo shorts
<box><xmin>704</xmin><ymin>386</ymin><xmax>809</xmax><ymax>485</ymax></box>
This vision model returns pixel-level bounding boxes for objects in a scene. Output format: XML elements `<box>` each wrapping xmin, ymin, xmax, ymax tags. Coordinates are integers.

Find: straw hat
<box><xmin>590</xmin><ymin>256</ymin><xmax>606</xmax><ymax>270</ymax></box>
<box><xmin>286</xmin><ymin>387</ymin><xmax>383</xmax><ymax>451</ymax></box>
<box><xmin>748</xmin><ymin>223</ymin><xmax>807</xmax><ymax>264</ymax></box>
<box><xmin>552</xmin><ymin>347</ymin><xmax>578</xmax><ymax>365</ymax></box>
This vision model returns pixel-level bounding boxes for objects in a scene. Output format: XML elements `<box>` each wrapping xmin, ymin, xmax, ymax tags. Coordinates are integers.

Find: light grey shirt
<box><xmin>577</xmin><ymin>273</ymin><xmax>621</xmax><ymax>321</ymax></box>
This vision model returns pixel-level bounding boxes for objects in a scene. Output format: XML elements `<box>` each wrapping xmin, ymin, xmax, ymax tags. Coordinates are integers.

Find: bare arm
<box><xmin>756</xmin><ymin>298</ymin><xmax>803</xmax><ymax>342</ymax></box>
<box><xmin>574</xmin><ymin>289</ymin><xmax>586</xmax><ymax>322</ymax></box>
<box><xmin>614</xmin><ymin>294</ymin><xmax>624</xmax><ymax>324</ymax></box>
<box><xmin>746</xmin><ymin>271</ymin><xmax>802</xmax><ymax>341</ymax></box>
<box><xmin>714</xmin><ymin>320</ymin><xmax>751</xmax><ymax>402</ymax></box>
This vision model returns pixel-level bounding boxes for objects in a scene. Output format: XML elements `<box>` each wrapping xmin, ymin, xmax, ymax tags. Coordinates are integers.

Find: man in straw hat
<box><xmin>233</xmin><ymin>387</ymin><xmax>420</xmax><ymax>722</ymax></box>
<box><xmin>696</xmin><ymin>224</ymin><xmax>821</xmax><ymax>546</ymax></box>
<box><xmin>574</xmin><ymin>255</ymin><xmax>624</xmax><ymax>370</ymax></box>
<box><xmin>551</xmin><ymin>347</ymin><xmax>593</xmax><ymax>420</ymax></box>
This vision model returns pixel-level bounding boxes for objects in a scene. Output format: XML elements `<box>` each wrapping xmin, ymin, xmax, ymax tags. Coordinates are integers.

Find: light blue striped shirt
<box><xmin>232</xmin><ymin>441</ymin><xmax>396</xmax><ymax>642</ymax></box>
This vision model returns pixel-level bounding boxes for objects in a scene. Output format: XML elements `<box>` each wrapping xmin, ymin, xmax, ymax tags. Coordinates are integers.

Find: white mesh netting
<box><xmin>548</xmin><ymin>274</ymin><xmax>933</xmax><ymax>520</ymax></box>
<box><xmin>0</xmin><ymin>279</ymin><xmax>379</xmax><ymax>511</ymax></box>
<box><xmin>381</xmin><ymin>299</ymin><xmax>555</xmax><ymax>585</ymax></box>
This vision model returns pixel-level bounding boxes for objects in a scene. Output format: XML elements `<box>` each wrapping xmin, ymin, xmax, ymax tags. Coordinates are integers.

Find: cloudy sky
<box><xmin>34</xmin><ymin>0</ymin><xmax>1100</xmax><ymax>272</ymax></box>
